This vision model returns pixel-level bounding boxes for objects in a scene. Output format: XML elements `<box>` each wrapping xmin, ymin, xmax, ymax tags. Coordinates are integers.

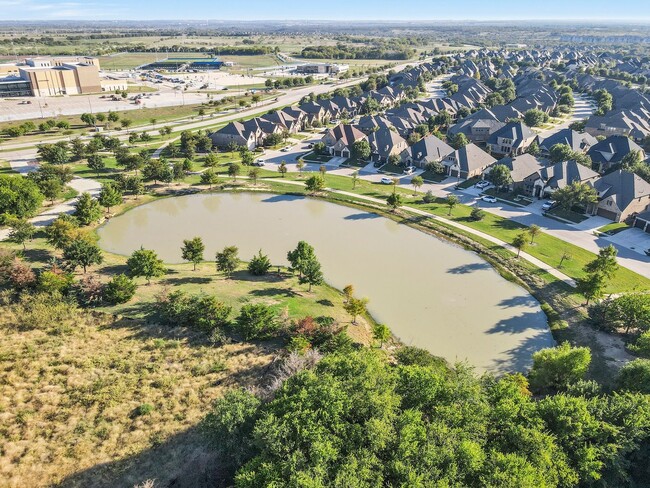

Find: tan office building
<box><xmin>18</xmin><ymin>57</ymin><xmax>102</xmax><ymax>96</ymax></box>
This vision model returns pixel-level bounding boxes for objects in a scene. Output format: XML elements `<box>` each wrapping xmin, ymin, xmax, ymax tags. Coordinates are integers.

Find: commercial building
<box><xmin>0</xmin><ymin>56</ymin><xmax>102</xmax><ymax>97</ymax></box>
<box><xmin>295</xmin><ymin>63</ymin><xmax>347</xmax><ymax>75</ymax></box>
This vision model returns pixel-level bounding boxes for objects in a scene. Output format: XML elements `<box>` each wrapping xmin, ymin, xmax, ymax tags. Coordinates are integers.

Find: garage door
<box><xmin>635</xmin><ymin>218</ymin><xmax>650</xmax><ymax>232</ymax></box>
<box><xmin>597</xmin><ymin>208</ymin><xmax>619</xmax><ymax>221</ymax></box>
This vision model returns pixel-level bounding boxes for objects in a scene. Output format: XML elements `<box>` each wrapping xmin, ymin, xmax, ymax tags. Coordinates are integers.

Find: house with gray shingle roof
<box><xmin>209</xmin><ymin>121</ymin><xmax>260</xmax><ymax>150</ymax></box>
<box><xmin>592</xmin><ymin>170</ymin><xmax>650</xmax><ymax>222</ymax></box>
<box><xmin>538</xmin><ymin>129</ymin><xmax>598</xmax><ymax>158</ymax></box>
<box><xmin>321</xmin><ymin>124</ymin><xmax>367</xmax><ymax>158</ymax></box>
<box><xmin>367</xmin><ymin>128</ymin><xmax>408</xmax><ymax>163</ymax></box>
<box><xmin>488</xmin><ymin>153</ymin><xmax>549</xmax><ymax>195</ymax></box>
<box><xmin>532</xmin><ymin>160</ymin><xmax>600</xmax><ymax>198</ymax></box>
<box><xmin>487</xmin><ymin>121</ymin><xmax>537</xmax><ymax>157</ymax></box>
<box><xmin>400</xmin><ymin>134</ymin><xmax>454</xmax><ymax>168</ymax></box>
<box><xmin>443</xmin><ymin>143</ymin><xmax>497</xmax><ymax>179</ymax></box>
<box><xmin>587</xmin><ymin>135</ymin><xmax>646</xmax><ymax>172</ymax></box>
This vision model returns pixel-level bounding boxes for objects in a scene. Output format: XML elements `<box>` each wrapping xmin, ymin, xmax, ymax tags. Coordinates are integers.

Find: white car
<box><xmin>380</xmin><ymin>177</ymin><xmax>394</xmax><ymax>185</ymax></box>
<box><xmin>281</xmin><ymin>146</ymin><xmax>291</xmax><ymax>152</ymax></box>
<box><xmin>403</xmin><ymin>166</ymin><xmax>416</xmax><ymax>175</ymax></box>
<box><xmin>541</xmin><ymin>200</ymin><xmax>557</xmax><ymax>211</ymax></box>
<box><xmin>475</xmin><ymin>180</ymin><xmax>490</xmax><ymax>189</ymax></box>
<box><xmin>252</xmin><ymin>159</ymin><xmax>265</xmax><ymax>167</ymax></box>
<box><xmin>481</xmin><ymin>195</ymin><xmax>497</xmax><ymax>203</ymax></box>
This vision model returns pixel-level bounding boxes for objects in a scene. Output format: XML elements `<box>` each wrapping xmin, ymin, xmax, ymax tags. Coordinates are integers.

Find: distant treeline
<box><xmin>300</xmin><ymin>45</ymin><xmax>415</xmax><ymax>60</ymax></box>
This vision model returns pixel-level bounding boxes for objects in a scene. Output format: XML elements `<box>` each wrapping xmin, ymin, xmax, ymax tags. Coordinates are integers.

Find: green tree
<box><xmin>296</xmin><ymin>158</ymin><xmax>305</xmax><ymax>176</ymax></box>
<box><xmin>352</xmin><ymin>139</ymin><xmax>371</xmax><ymax>160</ymax></box>
<box><xmin>97</xmin><ymin>183</ymin><xmax>122</xmax><ymax>213</ymax></box>
<box><xmin>299</xmin><ymin>256</ymin><xmax>324</xmax><ymax>291</ymax></box>
<box><xmin>552</xmin><ymin>182</ymin><xmax>597</xmax><ymax>212</ymax></box>
<box><xmin>549</xmin><ymin>143</ymin><xmax>574</xmax><ymax>163</ymax></box>
<box><xmin>445</xmin><ymin>194</ymin><xmax>459</xmax><ymax>215</ymax></box>
<box><xmin>386</xmin><ymin>192</ymin><xmax>403</xmax><ymax>212</ymax></box>
<box><xmin>104</xmin><ymin>274</ymin><xmax>137</xmax><ymax>304</ymax></box>
<box><xmin>305</xmin><ymin>174</ymin><xmax>325</xmax><ymax>194</ymax></box>
<box><xmin>228</xmin><ymin>162</ymin><xmax>241</xmax><ymax>181</ymax></box>
<box><xmin>8</xmin><ymin>218</ymin><xmax>35</xmax><ymax>250</ymax></box>
<box><xmin>87</xmin><ymin>154</ymin><xmax>105</xmax><ymax>175</ymax></box>
<box><xmin>181</xmin><ymin>236</ymin><xmax>205</xmax><ymax>271</ymax></box>
<box><xmin>37</xmin><ymin>141</ymin><xmax>69</xmax><ymax>165</ymax></box>
<box><xmin>40</xmin><ymin>178</ymin><xmax>63</xmax><ymax>205</ymax></box>
<box><xmin>127</xmin><ymin>247</ymin><xmax>166</xmax><ymax>284</ymax></box>
<box><xmin>584</xmin><ymin>244</ymin><xmax>619</xmax><ymax>279</ymax></box>
<box><xmin>216</xmin><ymin>246</ymin><xmax>239</xmax><ymax>278</ymax></box>
<box><xmin>344</xmin><ymin>296</ymin><xmax>368</xmax><ymax>324</ymax></box>
<box><xmin>278</xmin><ymin>161</ymin><xmax>288</xmax><ymax>178</ymax></box>
<box><xmin>576</xmin><ymin>272</ymin><xmax>606</xmax><ymax>305</ymax></box>
<box><xmin>248</xmin><ymin>249</ymin><xmax>272</xmax><ymax>276</ymax></box>
<box><xmin>529</xmin><ymin>342</ymin><xmax>591</xmax><ymax>391</ymax></box>
<box><xmin>73</xmin><ymin>192</ymin><xmax>102</xmax><ymax>225</ymax></box>
<box><xmin>617</xmin><ymin>359</ymin><xmax>650</xmax><ymax>394</ymax></box>
<box><xmin>450</xmin><ymin>132</ymin><xmax>469</xmax><ymax>149</ymax></box>
<box><xmin>411</xmin><ymin>175</ymin><xmax>423</xmax><ymax>194</ymax></box>
<box><xmin>524</xmin><ymin>109</ymin><xmax>548</xmax><ymax>127</ymax></box>
<box><xmin>0</xmin><ymin>175</ymin><xmax>44</xmax><ymax>218</ymax></box>
<box><xmin>235</xmin><ymin>303</ymin><xmax>279</xmax><ymax>340</ymax></box>
<box><xmin>287</xmin><ymin>241</ymin><xmax>316</xmax><ymax>278</ymax></box>
<box><xmin>46</xmin><ymin>214</ymin><xmax>78</xmax><ymax>250</ymax></box>
<box><xmin>512</xmin><ymin>233</ymin><xmax>528</xmax><ymax>258</ymax></box>
<box><xmin>487</xmin><ymin>164</ymin><xmax>512</xmax><ymax>191</ymax></box>
<box><xmin>200</xmin><ymin>168</ymin><xmax>219</xmax><ymax>189</ymax></box>
<box><xmin>63</xmin><ymin>236</ymin><xmax>103</xmax><ymax>273</ymax></box>
<box><xmin>248</xmin><ymin>167</ymin><xmax>260</xmax><ymax>185</ymax></box>
<box><xmin>372</xmin><ymin>323</ymin><xmax>391</xmax><ymax>347</ymax></box>
<box><xmin>528</xmin><ymin>224</ymin><xmax>541</xmax><ymax>244</ymax></box>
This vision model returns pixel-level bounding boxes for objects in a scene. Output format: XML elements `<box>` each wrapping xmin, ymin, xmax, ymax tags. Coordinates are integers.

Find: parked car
<box><xmin>481</xmin><ymin>195</ymin><xmax>497</xmax><ymax>203</ymax></box>
<box><xmin>307</xmin><ymin>143</ymin><xmax>314</xmax><ymax>149</ymax></box>
<box><xmin>380</xmin><ymin>177</ymin><xmax>394</xmax><ymax>185</ymax></box>
<box><xmin>252</xmin><ymin>159</ymin><xmax>265</xmax><ymax>166</ymax></box>
<box><xmin>403</xmin><ymin>166</ymin><xmax>416</xmax><ymax>175</ymax></box>
<box><xmin>373</xmin><ymin>161</ymin><xmax>383</xmax><ymax>168</ymax></box>
<box><xmin>541</xmin><ymin>200</ymin><xmax>557</xmax><ymax>211</ymax></box>
<box><xmin>281</xmin><ymin>146</ymin><xmax>291</xmax><ymax>152</ymax></box>
<box><xmin>475</xmin><ymin>180</ymin><xmax>490</xmax><ymax>189</ymax></box>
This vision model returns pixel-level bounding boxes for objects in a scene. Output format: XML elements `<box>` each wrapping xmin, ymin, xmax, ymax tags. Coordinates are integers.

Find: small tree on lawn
<box><xmin>584</xmin><ymin>244</ymin><xmax>619</xmax><ymax>280</ymax></box>
<box><xmin>41</xmin><ymin>178</ymin><xmax>63</xmax><ymax>205</ymax></box>
<box><xmin>228</xmin><ymin>162</ymin><xmax>241</xmax><ymax>181</ymax></box>
<box><xmin>387</xmin><ymin>192</ymin><xmax>403</xmax><ymax>212</ymax></box>
<box><xmin>287</xmin><ymin>241</ymin><xmax>316</xmax><ymax>278</ymax></box>
<box><xmin>352</xmin><ymin>171</ymin><xmax>359</xmax><ymax>189</ymax></box>
<box><xmin>278</xmin><ymin>161</ymin><xmax>288</xmax><ymax>178</ymax></box>
<box><xmin>248</xmin><ymin>249</ymin><xmax>272</xmax><ymax>276</ymax></box>
<box><xmin>8</xmin><ymin>218</ymin><xmax>36</xmax><ymax>250</ymax></box>
<box><xmin>411</xmin><ymin>175</ymin><xmax>423</xmax><ymax>195</ymax></box>
<box><xmin>63</xmin><ymin>236</ymin><xmax>103</xmax><ymax>273</ymax></box>
<box><xmin>296</xmin><ymin>158</ymin><xmax>305</xmax><ymax>176</ymax></box>
<box><xmin>512</xmin><ymin>233</ymin><xmax>528</xmax><ymax>258</ymax></box>
<box><xmin>236</xmin><ymin>303</ymin><xmax>279</xmax><ymax>340</ymax></box>
<box><xmin>305</xmin><ymin>175</ymin><xmax>325</xmax><ymax>194</ymax></box>
<box><xmin>576</xmin><ymin>272</ymin><xmax>606</xmax><ymax>305</ymax></box>
<box><xmin>181</xmin><ymin>236</ymin><xmax>205</xmax><ymax>271</ymax></box>
<box><xmin>372</xmin><ymin>323</ymin><xmax>391</xmax><ymax>348</ymax></box>
<box><xmin>104</xmin><ymin>274</ymin><xmax>137</xmax><ymax>304</ymax></box>
<box><xmin>445</xmin><ymin>194</ymin><xmax>459</xmax><ymax>216</ymax></box>
<box><xmin>127</xmin><ymin>247</ymin><xmax>166</xmax><ymax>284</ymax></box>
<box><xmin>98</xmin><ymin>183</ymin><xmax>122</xmax><ymax>213</ymax></box>
<box><xmin>343</xmin><ymin>284</ymin><xmax>354</xmax><ymax>303</ymax></box>
<box><xmin>216</xmin><ymin>246</ymin><xmax>239</xmax><ymax>278</ymax></box>
<box><xmin>528</xmin><ymin>342</ymin><xmax>591</xmax><ymax>392</ymax></box>
<box><xmin>87</xmin><ymin>154</ymin><xmax>105</xmax><ymax>176</ymax></box>
<box><xmin>528</xmin><ymin>224</ymin><xmax>541</xmax><ymax>244</ymax></box>
<box><xmin>201</xmin><ymin>168</ymin><xmax>219</xmax><ymax>189</ymax></box>
<box><xmin>344</xmin><ymin>297</ymin><xmax>369</xmax><ymax>324</ymax></box>
<box><xmin>73</xmin><ymin>192</ymin><xmax>102</xmax><ymax>226</ymax></box>
<box><xmin>299</xmin><ymin>256</ymin><xmax>324</xmax><ymax>292</ymax></box>
<box><xmin>319</xmin><ymin>165</ymin><xmax>327</xmax><ymax>178</ymax></box>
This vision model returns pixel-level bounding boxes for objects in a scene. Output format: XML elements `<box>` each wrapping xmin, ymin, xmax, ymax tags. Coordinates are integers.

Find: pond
<box><xmin>97</xmin><ymin>192</ymin><xmax>554</xmax><ymax>373</ymax></box>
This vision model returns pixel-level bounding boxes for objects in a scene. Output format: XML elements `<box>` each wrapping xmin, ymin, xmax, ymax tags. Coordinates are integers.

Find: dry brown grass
<box><xmin>0</xmin><ymin>297</ymin><xmax>275</xmax><ymax>487</ymax></box>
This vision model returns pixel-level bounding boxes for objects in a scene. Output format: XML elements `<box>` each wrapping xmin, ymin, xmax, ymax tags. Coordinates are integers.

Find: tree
<box><xmin>235</xmin><ymin>303</ymin><xmax>279</xmax><ymax>340</ymax></box>
<box><xmin>526</xmin><ymin>140</ymin><xmax>541</xmax><ymax>156</ymax></box>
<box><xmin>552</xmin><ymin>182</ymin><xmax>597</xmax><ymax>212</ymax></box>
<box><xmin>200</xmin><ymin>168</ymin><xmax>219</xmax><ymax>189</ymax></box>
<box><xmin>524</xmin><ymin>109</ymin><xmax>548</xmax><ymax>127</ymax></box>
<box><xmin>296</xmin><ymin>158</ymin><xmax>305</xmax><ymax>176</ymax></box>
<box><xmin>278</xmin><ymin>161</ymin><xmax>288</xmax><ymax>178</ymax></box>
<box><xmin>549</xmin><ymin>143</ymin><xmax>574</xmax><ymax>163</ymax></box>
<box><xmin>529</xmin><ymin>342</ymin><xmax>591</xmax><ymax>391</ymax></box>
<box><xmin>73</xmin><ymin>192</ymin><xmax>102</xmax><ymax>225</ymax></box>
<box><xmin>0</xmin><ymin>175</ymin><xmax>44</xmax><ymax>219</ymax></box>
<box><xmin>351</xmin><ymin>171</ymin><xmax>359</xmax><ymax>189</ymax></box>
<box><xmin>216</xmin><ymin>246</ymin><xmax>239</xmax><ymax>278</ymax></box>
<box><xmin>97</xmin><ymin>183</ymin><xmax>122</xmax><ymax>213</ymax></box>
<box><xmin>584</xmin><ymin>244</ymin><xmax>619</xmax><ymax>280</ymax></box>
<box><xmin>248</xmin><ymin>249</ymin><xmax>272</xmax><ymax>276</ymax></box>
<box><xmin>352</xmin><ymin>139</ymin><xmax>371</xmax><ymax>160</ymax></box>
<box><xmin>87</xmin><ymin>154</ymin><xmax>105</xmax><ymax>175</ymax></box>
<box><xmin>372</xmin><ymin>323</ymin><xmax>391</xmax><ymax>347</ymax></box>
<box><xmin>411</xmin><ymin>175</ymin><xmax>423</xmax><ymax>194</ymax></box>
<box><xmin>63</xmin><ymin>236</ymin><xmax>103</xmax><ymax>273</ymax></box>
<box><xmin>445</xmin><ymin>194</ymin><xmax>459</xmax><ymax>215</ymax></box>
<box><xmin>37</xmin><ymin>141</ymin><xmax>69</xmax><ymax>165</ymax></box>
<box><xmin>142</xmin><ymin>159</ymin><xmax>166</xmax><ymax>185</ymax></box>
<box><xmin>287</xmin><ymin>241</ymin><xmax>316</xmax><ymax>278</ymax></box>
<box><xmin>228</xmin><ymin>162</ymin><xmax>241</xmax><ymax>181</ymax></box>
<box><xmin>305</xmin><ymin>174</ymin><xmax>325</xmax><ymax>194</ymax></box>
<box><xmin>487</xmin><ymin>164</ymin><xmax>512</xmax><ymax>191</ymax></box>
<box><xmin>248</xmin><ymin>167</ymin><xmax>260</xmax><ymax>185</ymax></box>
<box><xmin>8</xmin><ymin>218</ymin><xmax>35</xmax><ymax>250</ymax></box>
<box><xmin>46</xmin><ymin>214</ymin><xmax>79</xmax><ymax>250</ymax></box>
<box><xmin>344</xmin><ymin>297</ymin><xmax>368</xmax><ymax>324</ymax></box>
<box><xmin>617</xmin><ymin>359</ymin><xmax>650</xmax><ymax>394</ymax></box>
<box><xmin>181</xmin><ymin>236</ymin><xmax>205</xmax><ymax>271</ymax></box>
<box><xmin>576</xmin><ymin>272</ymin><xmax>606</xmax><ymax>305</ymax></box>
<box><xmin>319</xmin><ymin>164</ymin><xmax>327</xmax><ymax>178</ymax></box>
<box><xmin>126</xmin><ymin>175</ymin><xmax>145</xmax><ymax>199</ymax></box>
<box><xmin>120</xmin><ymin>118</ymin><xmax>133</xmax><ymax>131</ymax></box>
<box><xmin>594</xmin><ymin>89</ymin><xmax>613</xmax><ymax>115</ymax></box>
<box><xmin>512</xmin><ymin>233</ymin><xmax>528</xmax><ymax>258</ymax></box>
<box><xmin>299</xmin><ymin>256</ymin><xmax>324</xmax><ymax>291</ymax></box>
<box><xmin>600</xmin><ymin>293</ymin><xmax>650</xmax><ymax>335</ymax></box>
<box><xmin>40</xmin><ymin>178</ymin><xmax>63</xmax><ymax>205</ymax></box>
<box><xmin>470</xmin><ymin>206</ymin><xmax>485</xmax><ymax>221</ymax></box>
<box><xmin>343</xmin><ymin>284</ymin><xmax>354</xmax><ymax>303</ymax></box>
<box><xmin>127</xmin><ymin>247</ymin><xmax>165</xmax><ymax>284</ymax></box>
<box><xmin>107</xmin><ymin>111</ymin><xmax>120</xmax><ymax>124</ymax></box>
<box><xmin>386</xmin><ymin>192</ymin><xmax>403</xmax><ymax>212</ymax></box>
<box><xmin>104</xmin><ymin>274</ymin><xmax>137</xmax><ymax>304</ymax></box>
<box><xmin>528</xmin><ymin>224</ymin><xmax>541</xmax><ymax>244</ymax></box>
<box><xmin>450</xmin><ymin>132</ymin><xmax>469</xmax><ymax>149</ymax></box>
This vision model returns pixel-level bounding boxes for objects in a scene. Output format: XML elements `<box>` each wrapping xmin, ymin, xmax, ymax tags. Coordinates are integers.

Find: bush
<box><xmin>104</xmin><ymin>273</ymin><xmax>137</xmax><ymax>304</ymax></box>
<box><xmin>618</xmin><ymin>359</ymin><xmax>650</xmax><ymax>394</ymax></box>
<box><xmin>395</xmin><ymin>346</ymin><xmax>448</xmax><ymax>370</ymax></box>
<box><xmin>287</xmin><ymin>335</ymin><xmax>312</xmax><ymax>355</ymax></box>
<box><xmin>134</xmin><ymin>403</ymin><xmax>154</xmax><ymax>417</ymax></box>
<box><xmin>235</xmin><ymin>303</ymin><xmax>279</xmax><ymax>340</ymax></box>
<box><xmin>470</xmin><ymin>207</ymin><xmax>486</xmax><ymax>221</ymax></box>
<box><xmin>422</xmin><ymin>190</ymin><xmax>436</xmax><ymax>203</ymax></box>
<box><xmin>629</xmin><ymin>330</ymin><xmax>650</xmax><ymax>358</ymax></box>
<box><xmin>158</xmin><ymin>290</ymin><xmax>232</xmax><ymax>333</ymax></box>
<box><xmin>528</xmin><ymin>342</ymin><xmax>591</xmax><ymax>392</ymax></box>
<box><xmin>247</xmin><ymin>250</ymin><xmax>272</xmax><ymax>276</ymax></box>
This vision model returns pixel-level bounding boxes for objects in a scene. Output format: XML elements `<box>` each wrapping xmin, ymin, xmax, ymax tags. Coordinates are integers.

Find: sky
<box><xmin>0</xmin><ymin>0</ymin><xmax>649</xmax><ymax>22</ymax></box>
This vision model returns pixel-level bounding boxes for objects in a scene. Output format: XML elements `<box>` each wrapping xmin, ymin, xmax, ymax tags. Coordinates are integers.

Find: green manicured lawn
<box><xmin>420</xmin><ymin>170</ymin><xmax>447</xmax><ymax>182</ymax></box>
<box><xmin>378</xmin><ymin>162</ymin><xmax>403</xmax><ymax>174</ymax></box>
<box><xmin>342</xmin><ymin>157</ymin><xmax>369</xmax><ymax>168</ymax></box>
<box><xmin>597</xmin><ymin>222</ymin><xmax>629</xmax><ymax>235</ymax></box>
<box><xmin>484</xmin><ymin>188</ymin><xmax>529</xmax><ymax>206</ymax></box>
<box><xmin>457</xmin><ymin>177</ymin><xmax>479</xmax><ymax>189</ymax></box>
<box><xmin>547</xmin><ymin>207</ymin><xmax>589</xmax><ymax>223</ymax></box>
<box><xmin>302</xmin><ymin>151</ymin><xmax>332</xmax><ymax>163</ymax></box>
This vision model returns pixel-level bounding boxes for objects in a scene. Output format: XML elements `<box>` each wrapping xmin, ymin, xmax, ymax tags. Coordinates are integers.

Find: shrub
<box><xmin>629</xmin><ymin>330</ymin><xmax>650</xmax><ymax>358</ymax></box>
<box><xmin>104</xmin><ymin>274</ymin><xmax>137</xmax><ymax>304</ymax></box>
<box><xmin>528</xmin><ymin>342</ymin><xmax>591</xmax><ymax>392</ymax></box>
<box><xmin>235</xmin><ymin>303</ymin><xmax>279</xmax><ymax>340</ymax></box>
<box><xmin>470</xmin><ymin>207</ymin><xmax>486</xmax><ymax>221</ymax></box>
<box><xmin>422</xmin><ymin>190</ymin><xmax>436</xmax><ymax>203</ymax></box>
<box><xmin>618</xmin><ymin>359</ymin><xmax>650</xmax><ymax>394</ymax></box>
<box><xmin>158</xmin><ymin>290</ymin><xmax>232</xmax><ymax>333</ymax></box>
<box><xmin>396</xmin><ymin>346</ymin><xmax>448</xmax><ymax>370</ymax></box>
<box><xmin>37</xmin><ymin>269</ymin><xmax>74</xmax><ymax>295</ymax></box>
<box><xmin>134</xmin><ymin>403</ymin><xmax>154</xmax><ymax>417</ymax></box>
<box><xmin>287</xmin><ymin>335</ymin><xmax>312</xmax><ymax>355</ymax></box>
<box><xmin>247</xmin><ymin>250</ymin><xmax>272</xmax><ymax>276</ymax></box>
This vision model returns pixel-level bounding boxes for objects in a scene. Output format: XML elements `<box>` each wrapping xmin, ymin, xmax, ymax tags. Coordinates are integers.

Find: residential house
<box><xmin>592</xmin><ymin>170</ymin><xmax>650</xmax><ymax>222</ymax></box>
<box><xmin>538</xmin><ymin>128</ymin><xmax>598</xmax><ymax>158</ymax></box>
<box><xmin>321</xmin><ymin>124</ymin><xmax>367</xmax><ymax>158</ymax></box>
<box><xmin>401</xmin><ymin>134</ymin><xmax>454</xmax><ymax>168</ymax></box>
<box><xmin>299</xmin><ymin>101</ymin><xmax>327</xmax><ymax>125</ymax></box>
<box><xmin>209</xmin><ymin>121</ymin><xmax>259</xmax><ymax>150</ymax></box>
<box><xmin>367</xmin><ymin>128</ymin><xmax>408</xmax><ymax>164</ymax></box>
<box><xmin>448</xmin><ymin>118</ymin><xmax>506</xmax><ymax>144</ymax></box>
<box><xmin>443</xmin><ymin>143</ymin><xmax>497</xmax><ymax>179</ymax></box>
<box><xmin>488</xmin><ymin>153</ymin><xmax>549</xmax><ymax>195</ymax></box>
<box><xmin>587</xmin><ymin>135</ymin><xmax>646</xmax><ymax>172</ymax></box>
<box><xmin>532</xmin><ymin>160</ymin><xmax>600</xmax><ymax>198</ymax></box>
<box><xmin>486</xmin><ymin>121</ymin><xmax>537</xmax><ymax>156</ymax></box>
